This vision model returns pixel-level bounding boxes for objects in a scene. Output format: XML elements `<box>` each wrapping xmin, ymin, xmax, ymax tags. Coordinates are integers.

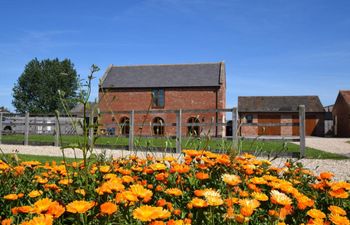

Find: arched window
<box><xmin>120</xmin><ymin>117</ymin><xmax>130</xmax><ymax>135</ymax></box>
<box><xmin>152</xmin><ymin>117</ymin><xmax>165</xmax><ymax>136</ymax></box>
<box><xmin>188</xmin><ymin>117</ymin><xmax>200</xmax><ymax>136</ymax></box>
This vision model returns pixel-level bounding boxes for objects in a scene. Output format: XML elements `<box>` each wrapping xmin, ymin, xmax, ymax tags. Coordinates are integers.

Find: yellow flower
<box><xmin>328</xmin><ymin>205</ymin><xmax>347</xmax><ymax>216</ymax></box>
<box><xmin>270</xmin><ymin>190</ymin><xmax>292</xmax><ymax>206</ymax></box>
<box><xmin>66</xmin><ymin>200</ymin><xmax>95</xmax><ymax>213</ymax></box>
<box><xmin>165</xmin><ymin>188</ymin><xmax>183</xmax><ymax>196</ymax></box>
<box><xmin>75</xmin><ymin>189</ymin><xmax>86</xmax><ymax>196</ymax></box>
<box><xmin>329</xmin><ymin>213</ymin><xmax>350</xmax><ymax>225</ymax></box>
<box><xmin>99</xmin><ymin>165</ymin><xmax>111</xmax><ymax>173</ymax></box>
<box><xmin>221</xmin><ymin>174</ymin><xmax>241</xmax><ymax>186</ymax></box>
<box><xmin>251</xmin><ymin>192</ymin><xmax>268</xmax><ymax>201</ymax></box>
<box><xmin>33</xmin><ymin>198</ymin><xmax>54</xmax><ymax>213</ymax></box>
<box><xmin>100</xmin><ymin>202</ymin><xmax>118</xmax><ymax>215</ymax></box>
<box><xmin>3</xmin><ymin>193</ymin><xmax>18</xmax><ymax>200</ymax></box>
<box><xmin>133</xmin><ymin>205</ymin><xmax>170</xmax><ymax>222</ymax></box>
<box><xmin>190</xmin><ymin>198</ymin><xmax>208</xmax><ymax>208</ymax></box>
<box><xmin>149</xmin><ymin>163</ymin><xmax>167</xmax><ymax>171</ymax></box>
<box><xmin>203</xmin><ymin>189</ymin><xmax>223</xmax><ymax>206</ymax></box>
<box><xmin>47</xmin><ymin>202</ymin><xmax>65</xmax><ymax>218</ymax></box>
<box><xmin>306</xmin><ymin>209</ymin><xmax>326</xmax><ymax>219</ymax></box>
<box><xmin>28</xmin><ymin>190</ymin><xmax>43</xmax><ymax>198</ymax></box>
<box><xmin>25</xmin><ymin>214</ymin><xmax>53</xmax><ymax>225</ymax></box>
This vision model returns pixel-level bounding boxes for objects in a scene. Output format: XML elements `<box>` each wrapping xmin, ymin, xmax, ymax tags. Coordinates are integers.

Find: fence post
<box><xmin>0</xmin><ymin>112</ymin><xmax>3</xmax><ymax>144</ymax></box>
<box><xmin>232</xmin><ymin>107</ymin><xmax>238</xmax><ymax>143</ymax></box>
<box><xmin>88</xmin><ymin>114</ymin><xmax>94</xmax><ymax>147</ymax></box>
<box><xmin>128</xmin><ymin>110</ymin><xmax>134</xmax><ymax>152</ymax></box>
<box><xmin>24</xmin><ymin>112</ymin><xmax>29</xmax><ymax>145</ymax></box>
<box><xmin>299</xmin><ymin>105</ymin><xmax>306</xmax><ymax>158</ymax></box>
<box><xmin>176</xmin><ymin>109</ymin><xmax>182</xmax><ymax>153</ymax></box>
<box><xmin>55</xmin><ymin>117</ymin><xmax>60</xmax><ymax>147</ymax></box>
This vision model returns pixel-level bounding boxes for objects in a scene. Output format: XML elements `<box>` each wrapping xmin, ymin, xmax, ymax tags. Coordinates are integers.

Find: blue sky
<box><xmin>1</xmin><ymin>0</ymin><xmax>349</xmax><ymax>112</ymax></box>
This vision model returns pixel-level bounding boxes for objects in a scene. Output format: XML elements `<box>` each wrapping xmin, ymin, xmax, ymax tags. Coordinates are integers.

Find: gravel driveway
<box><xmin>293</xmin><ymin>137</ymin><xmax>350</xmax><ymax>158</ymax></box>
<box><xmin>1</xmin><ymin>143</ymin><xmax>349</xmax><ymax>181</ymax></box>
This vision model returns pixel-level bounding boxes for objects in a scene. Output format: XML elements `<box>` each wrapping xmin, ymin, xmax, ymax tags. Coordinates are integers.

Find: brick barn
<box><xmin>98</xmin><ymin>62</ymin><xmax>226</xmax><ymax>137</ymax></box>
<box><xmin>332</xmin><ymin>90</ymin><xmax>350</xmax><ymax>137</ymax></box>
<box><xmin>238</xmin><ymin>96</ymin><xmax>325</xmax><ymax>137</ymax></box>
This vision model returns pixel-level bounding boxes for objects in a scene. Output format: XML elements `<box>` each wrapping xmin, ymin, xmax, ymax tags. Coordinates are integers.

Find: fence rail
<box><xmin>0</xmin><ymin>106</ymin><xmax>306</xmax><ymax>156</ymax></box>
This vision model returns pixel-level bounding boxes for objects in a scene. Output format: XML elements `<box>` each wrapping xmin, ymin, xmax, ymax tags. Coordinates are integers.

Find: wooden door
<box><xmin>305</xmin><ymin>115</ymin><xmax>317</xmax><ymax>136</ymax></box>
<box><xmin>258</xmin><ymin>114</ymin><xmax>281</xmax><ymax>135</ymax></box>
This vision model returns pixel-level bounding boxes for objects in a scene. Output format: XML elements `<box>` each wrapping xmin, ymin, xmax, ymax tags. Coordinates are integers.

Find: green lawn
<box><xmin>0</xmin><ymin>134</ymin><xmax>348</xmax><ymax>159</ymax></box>
<box><xmin>1</xmin><ymin>153</ymin><xmax>79</xmax><ymax>163</ymax></box>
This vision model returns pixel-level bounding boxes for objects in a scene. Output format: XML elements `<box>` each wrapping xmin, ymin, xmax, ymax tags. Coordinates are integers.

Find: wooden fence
<box><xmin>0</xmin><ymin>106</ymin><xmax>306</xmax><ymax>156</ymax></box>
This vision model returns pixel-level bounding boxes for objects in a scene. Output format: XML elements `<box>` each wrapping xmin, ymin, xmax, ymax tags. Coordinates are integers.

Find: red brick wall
<box><xmin>98</xmin><ymin>87</ymin><xmax>225</xmax><ymax>136</ymax></box>
<box><xmin>333</xmin><ymin>94</ymin><xmax>350</xmax><ymax>137</ymax></box>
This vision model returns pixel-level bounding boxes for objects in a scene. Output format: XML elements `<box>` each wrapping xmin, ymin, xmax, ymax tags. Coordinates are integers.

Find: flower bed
<box><xmin>0</xmin><ymin>150</ymin><xmax>349</xmax><ymax>225</ymax></box>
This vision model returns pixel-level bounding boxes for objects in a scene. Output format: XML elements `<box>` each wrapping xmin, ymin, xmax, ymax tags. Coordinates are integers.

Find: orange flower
<box><xmin>190</xmin><ymin>198</ymin><xmax>208</xmax><ymax>208</ymax></box>
<box><xmin>203</xmin><ymin>189</ymin><xmax>223</xmax><ymax>206</ymax></box>
<box><xmin>328</xmin><ymin>205</ymin><xmax>346</xmax><ymax>216</ymax></box>
<box><xmin>46</xmin><ymin>202</ymin><xmax>65</xmax><ymax>218</ymax></box>
<box><xmin>100</xmin><ymin>202</ymin><xmax>118</xmax><ymax>215</ymax></box>
<box><xmin>3</xmin><ymin>194</ymin><xmax>18</xmax><ymax>200</ymax></box>
<box><xmin>329</xmin><ymin>213</ymin><xmax>350</xmax><ymax>225</ymax></box>
<box><xmin>12</xmin><ymin>206</ymin><xmax>33</xmax><ymax>214</ymax></box>
<box><xmin>33</xmin><ymin>198</ymin><xmax>54</xmax><ymax>213</ymax></box>
<box><xmin>150</xmin><ymin>163</ymin><xmax>167</xmax><ymax>171</ymax></box>
<box><xmin>329</xmin><ymin>188</ymin><xmax>349</xmax><ymax>199</ymax></box>
<box><xmin>28</xmin><ymin>190</ymin><xmax>43</xmax><ymax>198</ymax></box>
<box><xmin>1</xmin><ymin>218</ymin><xmax>12</xmax><ymax>225</ymax></box>
<box><xmin>270</xmin><ymin>190</ymin><xmax>292</xmax><ymax>206</ymax></box>
<box><xmin>319</xmin><ymin>172</ymin><xmax>334</xmax><ymax>180</ymax></box>
<box><xmin>25</xmin><ymin>214</ymin><xmax>53</xmax><ymax>225</ymax></box>
<box><xmin>195</xmin><ymin>172</ymin><xmax>209</xmax><ymax>180</ymax></box>
<box><xmin>222</xmin><ymin>174</ymin><xmax>242</xmax><ymax>186</ymax></box>
<box><xmin>99</xmin><ymin>165</ymin><xmax>111</xmax><ymax>173</ymax></box>
<box><xmin>130</xmin><ymin>184</ymin><xmax>153</xmax><ymax>200</ymax></box>
<box><xmin>75</xmin><ymin>189</ymin><xmax>86</xmax><ymax>196</ymax></box>
<box><xmin>66</xmin><ymin>200</ymin><xmax>95</xmax><ymax>213</ymax></box>
<box><xmin>132</xmin><ymin>205</ymin><xmax>170</xmax><ymax>222</ymax></box>
<box><xmin>306</xmin><ymin>209</ymin><xmax>326</xmax><ymax>219</ymax></box>
<box><xmin>171</xmin><ymin>164</ymin><xmax>190</xmax><ymax>174</ymax></box>
<box><xmin>165</xmin><ymin>188</ymin><xmax>183</xmax><ymax>196</ymax></box>
<box><xmin>251</xmin><ymin>192</ymin><xmax>268</xmax><ymax>201</ymax></box>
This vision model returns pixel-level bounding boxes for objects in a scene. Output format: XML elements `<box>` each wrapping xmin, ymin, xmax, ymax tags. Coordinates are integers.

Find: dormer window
<box><xmin>152</xmin><ymin>89</ymin><xmax>164</xmax><ymax>108</ymax></box>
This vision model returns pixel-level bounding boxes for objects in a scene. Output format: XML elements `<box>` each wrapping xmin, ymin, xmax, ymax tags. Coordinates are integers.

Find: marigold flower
<box><xmin>66</xmin><ymin>200</ymin><xmax>95</xmax><ymax>214</ymax></box>
<box><xmin>1</xmin><ymin>218</ymin><xmax>12</xmax><ymax>225</ymax></box>
<box><xmin>329</xmin><ymin>188</ymin><xmax>349</xmax><ymax>198</ymax></box>
<box><xmin>28</xmin><ymin>190</ymin><xmax>43</xmax><ymax>198</ymax></box>
<box><xmin>328</xmin><ymin>205</ymin><xmax>346</xmax><ymax>216</ymax></box>
<box><xmin>171</xmin><ymin>164</ymin><xmax>190</xmax><ymax>174</ymax></box>
<box><xmin>306</xmin><ymin>209</ymin><xmax>326</xmax><ymax>219</ymax></box>
<box><xmin>3</xmin><ymin>194</ymin><xmax>18</xmax><ymax>200</ymax></box>
<box><xmin>195</xmin><ymin>172</ymin><xmax>209</xmax><ymax>180</ymax></box>
<box><xmin>251</xmin><ymin>192</ymin><xmax>268</xmax><ymax>201</ymax></box>
<box><xmin>25</xmin><ymin>214</ymin><xmax>53</xmax><ymax>225</ymax></box>
<box><xmin>12</xmin><ymin>206</ymin><xmax>33</xmax><ymax>214</ymax></box>
<box><xmin>329</xmin><ymin>213</ymin><xmax>350</xmax><ymax>225</ymax></box>
<box><xmin>222</xmin><ymin>174</ymin><xmax>241</xmax><ymax>186</ymax></box>
<box><xmin>270</xmin><ymin>190</ymin><xmax>292</xmax><ymax>206</ymax></box>
<box><xmin>190</xmin><ymin>198</ymin><xmax>208</xmax><ymax>208</ymax></box>
<box><xmin>47</xmin><ymin>202</ymin><xmax>65</xmax><ymax>218</ymax></box>
<box><xmin>33</xmin><ymin>198</ymin><xmax>54</xmax><ymax>213</ymax></box>
<box><xmin>75</xmin><ymin>189</ymin><xmax>86</xmax><ymax>196</ymax></box>
<box><xmin>319</xmin><ymin>172</ymin><xmax>334</xmax><ymax>180</ymax></box>
<box><xmin>99</xmin><ymin>165</ymin><xmax>111</xmax><ymax>173</ymax></box>
<box><xmin>132</xmin><ymin>205</ymin><xmax>170</xmax><ymax>222</ymax></box>
<box><xmin>100</xmin><ymin>202</ymin><xmax>118</xmax><ymax>215</ymax></box>
<box><xmin>150</xmin><ymin>163</ymin><xmax>167</xmax><ymax>171</ymax></box>
<box><xmin>165</xmin><ymin>188</ymin><xmax>183</xmax><ymax>196</ymax></box>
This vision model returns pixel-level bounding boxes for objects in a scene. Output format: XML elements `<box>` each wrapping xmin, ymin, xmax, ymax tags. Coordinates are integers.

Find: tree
<box><xmin>12</xmin><ymin>58</ymin><xmax>79</xmax><ymax>113</ymax></box>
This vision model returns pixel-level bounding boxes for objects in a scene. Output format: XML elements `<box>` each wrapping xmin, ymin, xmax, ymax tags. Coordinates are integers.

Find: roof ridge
<box><xmin>111</xmin><ymin>62</ymin><xmax>222</xmax><ymax>68</ymax></box>
<box><xmin>238</xmin><ymin>95</ymin><xmax>319</xmax><ymax>98</ymax></box>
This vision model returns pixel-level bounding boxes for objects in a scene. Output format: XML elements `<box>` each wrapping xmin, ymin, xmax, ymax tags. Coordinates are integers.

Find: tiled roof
<box><xmin>100</xmin><ymin>62</ymin><xmax>224</xmax><ymax>88</ymax></box>
<box><xmin>238</xmin><ymin>96</ymin><xmax>324</xmax><ymax>113</ymax></box>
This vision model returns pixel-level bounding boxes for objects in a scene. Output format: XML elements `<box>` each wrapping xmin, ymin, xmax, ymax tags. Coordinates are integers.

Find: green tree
<box><xmin>12</xmin><ymin>58</ymin><xmax>79</xmax><ymax>113</ymax></box>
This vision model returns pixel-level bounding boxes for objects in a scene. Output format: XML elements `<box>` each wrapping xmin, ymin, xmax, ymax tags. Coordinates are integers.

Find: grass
<box><xmin>1</xmin><ymin>153</ymin><xmax>79</xmax><ymax>163</ymax></box>
<box><xmin>1</xmin><ymin>134</ymin><xmax>348</xmax><ymax>159</ymax></box>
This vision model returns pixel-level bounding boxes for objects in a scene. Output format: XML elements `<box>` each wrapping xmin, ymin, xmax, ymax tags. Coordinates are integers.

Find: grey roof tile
<box><xmin>101</xmin><ymin>62</ymin><xmax>223</xmax><ymax>88</ymax></box>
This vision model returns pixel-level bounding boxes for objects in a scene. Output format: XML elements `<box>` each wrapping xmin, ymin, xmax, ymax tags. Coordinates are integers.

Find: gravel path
<box><xmin>293</xmin><ymin>137</ymin><xmax>350</xmax><ymax>158</ymax></box>
<box><xmin>1</xmin><ymin>144</ymin><xmax>349</xmax><ymax>181</ymax></box>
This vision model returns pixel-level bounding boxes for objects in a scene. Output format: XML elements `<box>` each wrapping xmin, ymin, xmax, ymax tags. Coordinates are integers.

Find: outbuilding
<box><xmin>332</xmin><ymin>90</ymin><xmax>350</xmax><ymax>137</ymax></box>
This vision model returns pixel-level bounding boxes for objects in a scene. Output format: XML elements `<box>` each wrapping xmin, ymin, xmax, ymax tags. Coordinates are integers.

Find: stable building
<box><xmin>98</xmin><ymin>62</ymin><xmax>226</xmax><ymax>137</ymax></box>
<box><xmin>333</xmin><ymin>90</ymin><xmax>350</xmax><ymax>137</ymax></box>
<box><xmin>238</xmin><ymin>96</ymin><xmax>325</xmax><ymax>137</ymax></box>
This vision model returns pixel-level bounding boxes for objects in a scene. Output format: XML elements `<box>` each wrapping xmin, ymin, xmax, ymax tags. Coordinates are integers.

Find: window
<box><xmin>152</xmin><ymin>117</ymin><xmax>165</xmax><ymax>135</ymax></box>
<box><xmin>120</xmin><ymin>117</ymin><xmax>130</xmax><ymax>135</ymax></box>
<box><xmin>246</xmin><ymin>115</ymin><xmax>253</xmax><ymax>124</ymax></box>
<box><xmin>152</xmin><ymin>89</ymin><xmax>165</xmax><ymax>108</ymax></box>
<box><xmin>188</xmin><ymin>117</ymin><xmax>200</xmax><ymax>136</ymax></box>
